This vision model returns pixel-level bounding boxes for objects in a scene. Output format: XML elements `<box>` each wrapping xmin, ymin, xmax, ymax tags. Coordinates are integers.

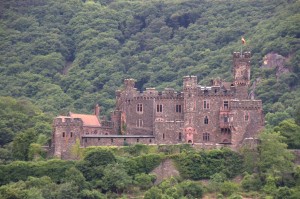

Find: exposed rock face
<box><xmin>150</xmin><ymin>159</ymin><xmax>180</xmax><ymax>184</ymax></box>
<box><xmin>262</xmin><ymin>53</ymin><xmax>290</xmax><ymax>79</ymax></box>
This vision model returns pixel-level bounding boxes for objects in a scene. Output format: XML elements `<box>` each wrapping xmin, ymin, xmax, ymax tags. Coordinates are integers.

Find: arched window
<box><xmin>203</xmin><ymin>133</ymin><xmax>210</xmax><ymax>141</ymax></box>
<box><xmin>204</xmin><ymin>116</ymin><xmax>209</xmax><ymax>124</ymax></box>
<box><xmin>62</xmin><ymin>132</ymin><xmax>65</xmax><ymax>137</ymax></box>
<box><xmin>178</xmin><ymin>132</ymin><xmax>182</xmax><ymax>141</ymax></box>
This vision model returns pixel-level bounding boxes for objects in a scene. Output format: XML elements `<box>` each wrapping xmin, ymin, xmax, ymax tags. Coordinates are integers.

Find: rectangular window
<box><xmin>245</xmin><ymin>113</ymin><xmax>249</xmax><ymax>121</ymax></box>
<box><xmin>157</xmin><ymin>104</ymin><xmax>163</xmax><ymax>112</ymax></box>
<box><xmin>224</xmin><ymin>116</ymin><xmax>228</xmax><ymax>123</ymax></box>
<box><xmin>204</xmin><ymin>100</ymin><xmax>210</xmax><ymax>109</ymax></box>
<box><xmin>137</xmin><ymin>119</ymin><xmax>143</xmax><ymax>127</ymax></box>
<box><xmin>176</xmin><ymin>105</ymin><xmax>182</xmax><ymax>113</ymax></box>
<box><xmin>137</xmin><ymin>103</ymin><xmax>143</xmax><ymax>112</ymax></box>
<box><xmin>224</xmin><ymin>101</ymin><xmax>229</xmax><ymax>109</ymax></box>
<box><xmin>203</xmin><ymin>133</ymin><xmax>210</xmax><ymax>141</ymax></box>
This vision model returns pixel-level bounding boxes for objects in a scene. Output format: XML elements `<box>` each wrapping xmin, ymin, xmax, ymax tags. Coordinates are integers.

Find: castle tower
<box><xmin>233</xmin><ymin>52</ymin><xmax>251</xmax><ymax>99</ymax></box>
<box><xmin>124</xmin><ymin>78</ymin><xmax>136</xmax><ymax>90</ymax></box>
<box><xmin>52</xmin><ymin>117</ymin><xmax>83</xmax><ymax>159</ymax></box>
<box><xmin>183</xmin><ymin>76</ymin><xmax>198</xmax><ymax>143</ymax></box>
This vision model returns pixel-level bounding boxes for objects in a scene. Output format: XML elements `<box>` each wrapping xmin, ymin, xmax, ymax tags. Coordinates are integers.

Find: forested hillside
<box><xmin>1</xmin><ymin>1</ymin><xmax>300</xmax><ymax>198</ymax></box>
<box><xmin>0</xmin><ymin>0</ymin><xmax>299</xmax><ymax>118</ymax></box>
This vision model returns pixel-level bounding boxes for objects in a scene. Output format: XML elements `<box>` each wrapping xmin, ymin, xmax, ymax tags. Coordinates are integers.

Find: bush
<box><xmin>144</xmin><ymin>186</ymin><xmax>163</xmax><ymax>199</ymax></box>
<box><xmin>241</xmin><ymin>173</ymin><xmax>262</xmax><ymax>191</ymax></box>
<box><xmin>220</xmin><ymin>181</ymin><xmax>239</xmax><ymax>196</ymax></box>
<box><xmin>174</xmin><ymin>149</ymin><xmax>243</xmax><ymax>180</ymax></box>
<box><xmin>178</xmin><ymin>180</ymin><xmax>204</xmax><ymax>198</ymax></box>
<box><xmin>84</xmin><ymin>148</ymin><xmax>116</xmax><ymax>167</ymax></box>
<box><xmin>134</xmin><ymin>173</ymin><xmax>156</xmax><ymax>190</ymax></box>
<box><xmin>0</xmin><ymin>160</ymin><xmax>75</xmax><ymax>185</ymax></box>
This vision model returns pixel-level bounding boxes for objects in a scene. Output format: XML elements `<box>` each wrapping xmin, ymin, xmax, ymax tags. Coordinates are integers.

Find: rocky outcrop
<box><xmin>150</xmin><ymin>159</ymin><xmax>180</xmax><ymax>184</ymax></box>
<box><xmin>262</xmin><ymin>53</ymin><xmax>290</xmax><ymax>79</ymax></box>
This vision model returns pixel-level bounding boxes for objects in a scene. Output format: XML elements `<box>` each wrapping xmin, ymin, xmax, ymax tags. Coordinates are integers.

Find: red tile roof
<box><xmin>69</xmin><ymin>112</ymin><xmax>101</xmax><ymax>127</ymax></box>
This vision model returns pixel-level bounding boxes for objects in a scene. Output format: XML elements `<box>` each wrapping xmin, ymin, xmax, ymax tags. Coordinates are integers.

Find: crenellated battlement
<box><xmin>124</xmin><ymin>78</ymin><xmax>136</xmax><ymax>89</ymax></box>
<box><xmin>54</xmin><ymin>117</ymin><xmax>83</xmax><ymax>126</ymax></box>
<box><xmin>233</xmin><ymin>51</ymin><xmax>251</xmax><ymax>59</ymax></box>
<box><xmin>230</xmin><ymin>100</ymin><xmax>262</xmax><ymax>109</ymax></box>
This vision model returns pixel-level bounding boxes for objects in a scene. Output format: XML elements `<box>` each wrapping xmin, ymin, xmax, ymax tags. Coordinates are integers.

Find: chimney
<box><xmin>94</xmin><ymin>104</ymin><xmax>100</xmax><ymax>117</ymax></box>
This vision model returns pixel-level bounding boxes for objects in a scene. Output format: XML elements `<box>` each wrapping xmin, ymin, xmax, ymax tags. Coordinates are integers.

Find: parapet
<box><xmin>124</xmin><ymin>78</ymin><xmax>136</xmax><ymax>88</ymax></box>
<box><xmin>183</xmin><ymin>75</ymin><xmax>198</xmax><ymax>89</ymax></box>
<box><xmin>54</xmin><ymin>117</ymin><xmax>83</xmax><ymax>126</ymax></box>
<box><xmin>233</xmin><ymin>51</ymin><xmax>251</xmax><ymax>59</ymax></box>
<box><xmin>144</xmin><ymin>88</ymin><xmax>158</xmax><ymax>96</ymax></box>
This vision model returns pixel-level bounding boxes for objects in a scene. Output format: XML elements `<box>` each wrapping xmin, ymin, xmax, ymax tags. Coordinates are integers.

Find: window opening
<box><xmin>137</xmin><ymin>103</ymin><xmax>143</xmax><ymax>112</ymax></box>
<box><xmin>176</xmin><ymin>105</ymin><xmax>182</xmax><ymax>113</ymax></box>
<box><xmin>203</xmin><ymin>133</ymin><xmax>210</xmax><ymax>141</ymax></box>
<box><xmin>157</xmin><ymin>104</ymin><xmax>163</xmax><ymax>112</ymax></box>
<box><xmin>224</xmin><ymin>101</ymin><xmax>229</xmax><ymax>109</ymax></box>
<box><xmin>204</xmin><ymin>116</ymin><xmax>209</xmax><ymax>124</ymax></box>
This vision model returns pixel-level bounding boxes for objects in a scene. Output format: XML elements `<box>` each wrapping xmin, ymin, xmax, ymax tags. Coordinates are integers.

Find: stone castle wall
<box><xmin>52</xmin><ymin>51</ymin><xmax>265</xmax><ymax>159</ymax></box>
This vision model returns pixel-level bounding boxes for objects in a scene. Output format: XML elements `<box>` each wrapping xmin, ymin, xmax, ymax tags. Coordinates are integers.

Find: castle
<box><xmin>51</xmin><ymin>52</ymin><xmax>264</xmax><ymax>159</ymax></box>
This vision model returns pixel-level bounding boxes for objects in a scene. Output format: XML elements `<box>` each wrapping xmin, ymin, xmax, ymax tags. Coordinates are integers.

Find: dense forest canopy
<box><xmin>1</xmin><ymin>0</ymin><xmax>300</xmax><ymax>198</ymax></box>
<box><xmin>0</xmin><ymin>0</ymin><xmax>299</xmax><ymax>118</ymax></box>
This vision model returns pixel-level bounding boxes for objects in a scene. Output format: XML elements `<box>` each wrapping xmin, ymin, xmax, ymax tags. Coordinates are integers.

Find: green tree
<box><xmin>258</xmin><ymin>130</ymin><xmax>295</xmax><ymax>181</ymax></box>
<box><xmin>13</xmin><ymin>128</ymin><xmax>37</xmax><ymax>160</ymax></box>
<box><xmin>84</xmin><ymin>148</ymin><xmax>116</xmax><ymax>167</ymax></box>
<box><xmin>101</xmin><ymin>163</ymin><xmax>132</xmax><ymax>193</ymax></box>
<box><xmin>274</xmin><ymin>119</ymin><xmax>300</xmax><ymax>149</ymax></box>
<box><xmin>144</xmin><ymin>186</ymin><xmax>163</xmax><ymax>199</ymax></box>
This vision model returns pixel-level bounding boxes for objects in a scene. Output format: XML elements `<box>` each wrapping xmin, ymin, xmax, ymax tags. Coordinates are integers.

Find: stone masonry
<box><xmin>51</xmin><ymin>52</ymin><xmax>264</xmax><ymax>159</ymax></box>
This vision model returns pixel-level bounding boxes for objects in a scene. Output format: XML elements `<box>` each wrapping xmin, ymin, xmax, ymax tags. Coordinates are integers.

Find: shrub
<box><xmin>84</xmin><ymin>148</ymin><xmax>116</xmax><ymax>167</ymax></box>
<box><xmin>134</xmin><ymin>173</ymin><xmax>156</xmax><ymax>190</ymax></box>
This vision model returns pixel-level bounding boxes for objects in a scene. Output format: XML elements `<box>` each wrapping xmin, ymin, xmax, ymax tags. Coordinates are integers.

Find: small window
<box><xmin>163</xmin><ymin>133</ymin><xmax>165</xmax><ymax>140</ymax></box>
<box><xmin>245</xmin><ymin>113</ymin><xmax>249</xmax><ymax>121</ymax></box>
<box><xmin>137</xmin><ymin>103</ymin><xmax>143</xmax><ymax>112</ymax></box>
<box><xmin>224</xmin><ymin>101</ymin><xmax>229</xmax><ymax>109</ymax></box>
<box><xmin>157</xmin><ymin>104</ymin><xmax>163</xmax><ymax>112</ymax></box>
<box><xmin>224</xmin><ymin>116</ymin><xmax>229</xmax><ymax>123</ymax></box>
<box><xmin>70</xmin><ymin>132</ymin><xmax>73</xmax><ymax>137</ymax></box>
<box><xmin>149</xmin><ymin>139</ymin><xmax>152</xmax><ymax>143</ymax></box>
<box><xmin>62</xmin><ymin>132</ymin><xmax>65</xmax><ymax>137</ymax></box>
<box><xmin>124</xmin><ymin>138</ymin><xmax>126</xmax><ymax>142</ymax></box>
<box><xmin>178</xmin><ymin>132</ymin><xmax>182</xmax><ymax>141</ymax></box>
<box><xmin>137</xmin><ymin>119</ymin><xmax>143</xmax><ymax>127</ymax></box>
<box><xmin>176</xmin><ymin>105</ymin><xmax>182</xmax><ymax>113</ymax></box>
<box><xmin>111</xmin><ymin>138</ymin><xmax>114</xmax><ymax>143</ymax></box>
<box><xmin>204</xmin><ymin>116</ymin><xmax>209</xmax><ymax>124</ymax></box>
<box><xmin>137</xmin><ymin>138</ymin><xmax>139</xmax><ymax>142</ymax></box>
<box><xmin>85</xmin><ymin>138</ymin><xmax>87</xmax><ymax>143</ymax></box>
<box><xmin>98</xmin><ymin>138</ymin><xmax>101</xmax><ymax>141</ymax></box>
<box><xmin>203</xmin><ymin>133</ymin><xmax>210</xmax><ymax>141</ymax></box>
<box><xmin>204</xmin><ymin>100</ymin><xmax>210</xmax><ymax>109</ymax></box>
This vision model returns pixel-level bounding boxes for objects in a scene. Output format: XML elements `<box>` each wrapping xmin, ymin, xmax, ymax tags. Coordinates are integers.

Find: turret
<box><xmin>124</xmin><ymin>78</ymin><xmax>136</xmax><ymax>90</ymax></box>
<box><xmin>52</xmin><ymin>117</ymin><xmax>83</xmax><ymax>159</ymax></box>
<box><xmin>233</xmin><ymin>52</ymin><xmax>251</xmax><ymax>99</ymax></box>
